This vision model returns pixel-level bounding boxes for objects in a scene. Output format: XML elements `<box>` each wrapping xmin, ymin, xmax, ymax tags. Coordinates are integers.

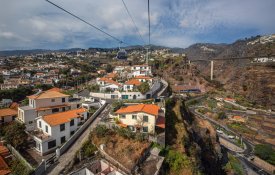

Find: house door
<box><xmin>133</xmin><ymin>95</ymin><xmax>137</xmax><ymax>99</ymax></box>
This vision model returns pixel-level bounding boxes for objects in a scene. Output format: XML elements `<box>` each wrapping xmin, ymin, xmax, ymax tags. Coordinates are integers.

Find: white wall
<box><xmin>115</xmin><ymin>112</ymin><xmax>156</xmax><ymax>133</ymax></box>
<box><xmin>34</xmin><ymin>97</ymin><xmax>69</xmax><ymax>108</ymax></box>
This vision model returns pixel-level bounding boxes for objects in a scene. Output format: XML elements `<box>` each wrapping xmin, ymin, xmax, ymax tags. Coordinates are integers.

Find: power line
<box><xmin>121</xmin><ymin>0</ymin><xmax>145</xmax><ymax>45</ymax></box>
<box><xmin>45</xmin><ymin>0</ymin><xmax>127</xmax><ymax>45</ymax></box>
<box><xmin>148</xmin><ymin>0</ymin><xmax>151</xmax><ymax>45</ymax></box>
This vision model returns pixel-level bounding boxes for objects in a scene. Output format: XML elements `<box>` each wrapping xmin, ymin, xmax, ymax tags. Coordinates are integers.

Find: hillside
<box><xmin>154</xmin><ymin>34</ymin><xmax>275</xmax><ymax>110</ymax></box>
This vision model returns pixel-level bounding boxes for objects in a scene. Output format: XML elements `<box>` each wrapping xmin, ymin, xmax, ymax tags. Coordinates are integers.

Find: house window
<box><xmin>120</xmin><ymin>115</ymin><xmax>126</xmax><ymax>119</ymax></box>
<box><xmin>60</xmin><ymin>124</ymin><xmax>65</xmax><ymax>131</ymax></box>
<box><xmin>52</xmin><ymin>108</ymin><xmax>59</xmax><ymax>113</ymax></box>
<box><xmin>70</xmin><ymin>119</ymin><xmax>74</xmax><ymax>126</ymax></box>
<box><xmin>128</xmin><ymin>125</ymin><xmax>135</xmax><ymax>131</ymax></box>
<box><xmin>62</xmin><ymin>107</ymin><xmax>65</xmax><ymax>112</ymax></box>
<box><xmin>127</xmin><ymin>85</ymin><xmax>130</xmax><ymax>89</ymax></box>
<box><xmin>62</xmin><ymin>98</ymin><xmax>65</xmax><ymax>103</ymax></box>
<box><xmin>70</xmin><ymin>131</ymin><xmax>75</xmax><ymax>136</ymax></box>
<box><xmin>12</xmin><ymin>115</ymin><xmax>16</xmax><ymax>121</ymax></box>
<box><xmin>143</xmin><ymin>115</ymin><xmax>148</xmax><ymax>122</ymax></box>
<box><xmin>60</xmin><ymin>136</ymin><xmax>66</xmax><ymax>144</ymax></box>
<box><xmin>142</xmin><ymin>127</ymin><xmax>148</xmax><ymax>133</ymax></box>
<box><xmin>29</xmin><ymin>121</ymin><xmax>33</xmax><ymax>124</ymax></box>
<box><xmin>132</xmin><ymin>115</ymin><xmax>137</xmax><ymax>120</ymax></box>
<box><xmin>51</xmin><ymin>99</ymin><xmax>55</xmax><ymax>102</ymax></box>
<box><xmin>39</xmin><ymin>121</ymin><xmax>41</xmax><ymax>128</ymax></box>
<box><xmin>77</xmin><ymin>104</ymin><xmax>80</xmax><ymax>108</ymax></box>
<box><xmin>48</xmin><ymin>140</ymin><xmax>56</xmax><ymax>149</ymax></box>
<box><xmin>45</xmin><ymin>125</ymin><xmax>48</xmax><ymax>133</ymax></box>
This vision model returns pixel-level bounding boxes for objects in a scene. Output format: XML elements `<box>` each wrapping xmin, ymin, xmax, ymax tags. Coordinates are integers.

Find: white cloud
<box><xmin>0</xmin><ymin>0</ymin><xmax>274</xmax><ymax>50</ymax></box>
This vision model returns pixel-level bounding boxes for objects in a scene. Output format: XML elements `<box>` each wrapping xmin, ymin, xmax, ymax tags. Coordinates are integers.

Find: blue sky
<box><xmin>0</xmin><ymin>0</ymin><xmax>274</xmax><ymax>50</ymax></box>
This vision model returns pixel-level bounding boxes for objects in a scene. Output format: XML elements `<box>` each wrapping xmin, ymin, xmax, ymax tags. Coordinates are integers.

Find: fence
<box><xmin>60</xmin><ymin>102</ymin><xmax>107</xmax><ymax>154</ymax></box>
<box><xmin>7</xmin><ymin>144</ymin><xmax>34</xmax><ymax>171</ymax></box>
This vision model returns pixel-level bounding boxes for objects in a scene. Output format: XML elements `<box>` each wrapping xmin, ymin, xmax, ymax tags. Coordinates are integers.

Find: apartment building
<box><xmin>17</xmin><ymin>88</ymin><xmax>80</xmax><ymax>130</ymax></box>
<box><xmin>131</xmin><ymin>65</ymin><xmax>152</xmax><ymax>77</ymax></box>
<box><xmin>113</xmin><ymin>104</ymin><xmax>165</xmax><ymax>134</ymax></box>
<box><xmin>32</xmin><ymin>108</ymin><xmax>87</xmax><ymax>155</ymax></box>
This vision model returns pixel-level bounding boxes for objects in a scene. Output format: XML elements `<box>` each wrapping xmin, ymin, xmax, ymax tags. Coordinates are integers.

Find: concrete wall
<box><xmin>18</xmin><ymin>108</ymin><xmax>36</xmax><ymax>130</ymax></box>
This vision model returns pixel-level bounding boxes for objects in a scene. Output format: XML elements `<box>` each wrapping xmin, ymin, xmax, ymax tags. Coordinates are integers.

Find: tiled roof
<box><xmin>115</xmin><ymin>104</ymin><xmax>160</xmax><ymax>116</ymax></box>
<box><xmin>28</xmin><ymin>89</ymin><xmax>69</xmax><ymax>99</ymax></box>
<box><xmin>125</xmin><ymin>79</ymin><xmax>142</xmax><ymax>86</ymax></box>
<box><xmin>156</xmin><ymin>116</ymin><xmax>165</xmax><ymax>129</ymax></box>
<box><xmin>0</xmin><ymin>146</ymin><xmax>9</xmax><ymax>158</ymax></box>
<box><xmin>0</xmin><ymin>108</ymin><xmax>17</xmax><ymax>118</ymax></box>
<box><xmin>46</xmin><ymin>87</ymin><xmax>62</xmax><ymax>92</ymax></box>
<box><xmin>42</xmin><ymin>108</ymin><xmax>87</xmax><ymax>126</ymax></box>
<box><xmin>105</xmin><ymin>73</ymin><xmax>117</xmax><ymax>79</ymax></box>
<box><xmin>0</xmin><ymin>156</ymin><xmax>10</xmax><ymax>175</ymax></box>
<box><xmin>98</xmin><ymin>77</ymin><xmax>121</xmax><ymax>86</ymax></box>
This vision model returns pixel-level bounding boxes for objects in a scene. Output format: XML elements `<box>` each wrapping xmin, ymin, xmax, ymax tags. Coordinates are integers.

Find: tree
<box><xmin>2</xmin><ymin>122</ymin><xmax>28</xmax><ymax>149</ymax></box>
<box><xmin>112</xmin><ymin>100</ymin><xmax>124</xmax><ymax>112</ymax></box>
<box><xmin>138</xmin><ymin>82</ymin><xmax>150</xmax><ymax>94</ymax></box>
<box><xmin>105</xmin><ymin>64</ymin><xmax>113</xmax><ymax>73</ymax></box>
<box><xmin>218</xmin><ymin>112</ymin><xmax>227</xmax><ymax>119</ymax></box>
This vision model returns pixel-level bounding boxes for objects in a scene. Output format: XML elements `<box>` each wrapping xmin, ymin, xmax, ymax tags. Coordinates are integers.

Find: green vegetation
<box><xmin>87</xmin><ymin>84</ymin><xmax>100</xmax><ymax>92</ymax></box>
<box><xmin>254</xmin><ymin>144</ymin><xmax>275</xmax><ymax>165</ymax></box>
<box><xmin>0</xmin><ymin>122</ymin><xmax>28</xmax><ymax>149</ymax></box>
<box><xmin>227</xmin><ymin>122</ymin><xmax>256</xmax><ymax>135</ymax></box>
<box><xmin>206</xmin><ymin>98</ymin><xmax>217</xmax><ymax>109</ymax></box>
<box><xmin>95</xmin><ymin>125</ymin><xmax>109</xmax><ymax>137</ymax></box>
<box><xmin>10</xmin><ymin>159</ymin><xmax>33</xmax><ymax>175</ymax></box>
<box><xmin>81</xmin><ymin>140</ymin><xmax>97</xmax><ymax>157</ymax></box>
<box><xmin>166</xmin><ymin>150</ymin><xmax>191</xmax><ymax>172</ymax></box>
<box><xmin>224</xmin><ymin>153</ymin><xmax>245</xmax><ymax>175</ymax></box>
<box><xmin>218</xmin><ymin>111</ymin><xmax>227</xmax><ymax>119</ymax></box>
<box><xmin>63</xmin><ymin>89</ymin><xmax>77</xmax><ymax>96</ymax></box>
<box><xmin>137</xmin><ymin>82</ymin><xmax>150</xmax><ymax>94</ymax></box>
<box><xmin>0</xmin><ymin>86</ymin><xmax>33</xmax><ymax>102</ymax></box>
<box><xmin>105</xmin><ymin>64</ymin><xmax>113</xmax><ymax>73</ymax></box>
<box><xmin>21</xmin><ymin>98</ymin><xmax>29</xmax><ymax>106</ymax></box>
<box><xmin>111</xmin><ymin>100</ymin><xmax>125</xmax><ymax>112</ymax></box>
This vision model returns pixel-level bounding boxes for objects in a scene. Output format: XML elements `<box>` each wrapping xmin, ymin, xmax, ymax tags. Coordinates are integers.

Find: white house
<box><xmin>134</xmin><ymin>76</ymin><xmax>153</xmax><ymax>85</ymax></box>
<box><xmin>113</xmin><ymin>104</ymin><xmax>165</xmax><ymax>134</ymax></box>
<box><xmin>0</xmin><ymin>108</ymin><xmax>17</xmax><ymax>125</ymax></box>
<box><xmin>32</xmin><ymin>108</ymin><xmax>88</xmax><ymax>155</ymax></box>
<box><xmin>96</xmin><ymin>78</ymin><xmax>121</xmax><ymax>92</ymax></box>
<box><xmin>18</xmin><ymin>88</ymin><xmax>74</xmax><ymax>130</ymax></box>
<box><xmin>123</xmin><ymin>79</ymin><xmax>142</xmax><ymax>91</ymax></box>
<box><xmin>131</xmin><ymin>65</ymin><xmax>152</xmax><ymax>77</ymax></box>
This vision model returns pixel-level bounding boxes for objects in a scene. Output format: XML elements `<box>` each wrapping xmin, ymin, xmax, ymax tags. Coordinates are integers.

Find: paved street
<box><xmin>47</xmin><ymin>104</ymin><xmax>111</xmax><ymax>175</ymax></box>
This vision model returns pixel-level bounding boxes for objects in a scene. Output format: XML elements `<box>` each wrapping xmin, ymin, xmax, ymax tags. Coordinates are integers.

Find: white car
<box><xmin>216</xmin><ymin>130</ymin><xmax>224</xmax><ymax>134</ymax></box>
<box><xmin>228</xmin><ymin>135</ymin><xmax>235</xmax><ymax>139</ymax></box>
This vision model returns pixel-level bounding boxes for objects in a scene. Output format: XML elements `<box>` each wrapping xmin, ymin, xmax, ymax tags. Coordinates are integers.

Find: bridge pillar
<box><xmin>210</xmin><ymin>60</ymin><xmax>214</xmax><ymax>80</ymax></box>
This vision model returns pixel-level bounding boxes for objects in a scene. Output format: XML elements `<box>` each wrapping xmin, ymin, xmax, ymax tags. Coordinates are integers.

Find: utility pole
<box><xmin>210</xmin><ymin>60</ymin><xmax>214</xmax><ymax>80</ymax></box>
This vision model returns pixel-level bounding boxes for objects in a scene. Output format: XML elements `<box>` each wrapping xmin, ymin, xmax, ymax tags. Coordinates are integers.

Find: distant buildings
<box><xmin>0</xmin><ymin>108</ymin><xmax>17</xmax><ymax>125</ymax></box>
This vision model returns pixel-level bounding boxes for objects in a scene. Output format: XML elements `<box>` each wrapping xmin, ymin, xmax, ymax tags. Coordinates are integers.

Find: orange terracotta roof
<box><xmin>117</xmin><ymin>123</ymin><xmax>128</xmax><ymax>128</ymax></box>
<box><xmin>28</xmin><ymin>90</ymin><xmax>69</xmax><ymax>99</ymax></box>
<box><xmin>115</xmin><ymin>104</ymin><xmax>160</xmax><ymax>116</ymax></box>
<box><xmin>134</xmin><ymin>76</ymin><xmax>152</xmax><ymax>80</ymax></box>
<box><xmin>105</xmin><ymin>73</ymin><xmax>117</xmax><ymax>79</ymax></box>
<box><xmin>9</xmin><ymin>102</ymin><xmax>19</xmax><ymax>110</ymax></box>
<box><xmin>42</xmin><ymin>108</ymin><xmax>87</xmax><ymax>126</ymax></box>
<box><xmin>125</xmin><ymin>79</ymin><xmax>142</xmax><ymax>86</ymax></box>
<box><xmin>0</xmin><ymin>146</ymin><xmax>9</xmax><ymax>158</ymax></box>
<box><xmin>0</xmin><ymin>109</ymin><xmax>17</xmax><ymax>118</ymax></box>
<box><xmin>224</xmin><ymin>98</ymin><xmax>235</xmax><ymax>101</ymax></box>
<box><xmin>0</xmin><ymin>156</ymin><xmax>10</xmax><ymax>175</ymax></box>
<box><xmin>0</xmin><ymin>170</ymin><xmax>11</xmax><ymax>175</ymax></box>
<box><xmin>47</xmin><ymin>87</ymin><xmax>62</xmax><ymax>92</ymax></box>
<box><xmin>156</xmin><ymin>116</ymin><xmax>165</xmax><ymax>129</ymax></box>
<box><xmin>98</xmin><ymin>77</ymin><xmax>121</xmax><ymax>86</ymax></box>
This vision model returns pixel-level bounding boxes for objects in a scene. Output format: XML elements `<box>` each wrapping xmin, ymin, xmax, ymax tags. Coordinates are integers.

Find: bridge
<box><xmin>189</xmin><ymin>54</ymin><xmax>275</xmax><ymax>80</ymax></box>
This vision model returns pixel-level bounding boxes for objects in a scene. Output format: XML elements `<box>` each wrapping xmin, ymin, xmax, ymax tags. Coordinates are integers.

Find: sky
<box><xmin>0</xmin><ymin>0</ymin><xmax>274</xmax><ymax>50</ymax></box>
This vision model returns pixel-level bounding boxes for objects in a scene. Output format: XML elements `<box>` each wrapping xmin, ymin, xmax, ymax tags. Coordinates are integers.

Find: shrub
<box><xmin>218</xmin><ymin>112</ymin><xmax>227</xmax><ymax>119</ymax></box>
<box><xmin>95</xmin><ymin>125</ymin><xmax>109</xmax><ymax>137</ymax></box>
<box><xmin>254</xmin><ymin>144</ymin><xmax>275</xmax><ymax>165</ymax></box>
<box><xmin>166</xmin><ymin>150</ymin><xmax>190</xmax><ymax>172</ymax></box>
<box><xmin>82</xmin><ymin>140</ymin><xmax>97</xmax><ymax>157</ymax></box>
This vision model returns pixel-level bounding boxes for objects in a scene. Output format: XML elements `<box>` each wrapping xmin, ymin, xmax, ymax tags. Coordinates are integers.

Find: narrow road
<box><xmin>47</xmin><ymin>104</ymin><xmax>111</xmax><ymax>175</ymax></box>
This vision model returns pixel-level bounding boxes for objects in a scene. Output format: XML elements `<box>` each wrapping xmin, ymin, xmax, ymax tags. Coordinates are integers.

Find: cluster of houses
<box><xmin>92</xmin><ymin>64</ymin><xmax>161</xmax><ymax>100</ymax></box>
